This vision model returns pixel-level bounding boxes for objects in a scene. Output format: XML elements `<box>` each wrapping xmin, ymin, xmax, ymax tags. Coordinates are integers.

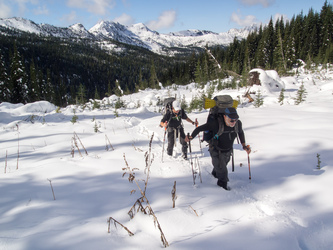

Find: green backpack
<box><xmin>202</xmin><ymin>95</ymin><xmax>239</xmax><ymax>143</ymax></box>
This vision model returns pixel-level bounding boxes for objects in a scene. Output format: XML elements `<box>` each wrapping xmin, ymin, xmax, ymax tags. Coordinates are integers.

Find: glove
<box><xmin>243</xmin><ymin>145</ymin><xmax>251</xmax><ymax>154</ymax></box>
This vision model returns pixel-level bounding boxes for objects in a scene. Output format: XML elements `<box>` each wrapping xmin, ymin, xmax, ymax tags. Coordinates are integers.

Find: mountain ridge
<box><xmin>0</xmin><ymin>17</ymin><xmax>257</xmax><ymax>55</ymax></box>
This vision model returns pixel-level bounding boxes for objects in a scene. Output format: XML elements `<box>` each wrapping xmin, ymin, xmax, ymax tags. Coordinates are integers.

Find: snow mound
<box><xmin>250</xmin><ymin>69</ymin><xmax>285</xmax><ymax>92</ymax></box>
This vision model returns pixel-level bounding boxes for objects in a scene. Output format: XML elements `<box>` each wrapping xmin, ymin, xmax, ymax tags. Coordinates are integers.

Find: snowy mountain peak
<box><xmin>170</xmin><ymin>29</ymin><xmax>217</xmax><ymax>37</ymax></box>
<box><xmin>0</xmin><ymin>17</ymin><xmax>256</xmax><ymax>55</ymax></box>
<box><xmin>0</xmin><ymin>17</ymin><xmax>42</xmax><ymax>34</ymax></box>
<box><xmin>89</xmin><ymin>20</ymin><xmax>128</xmax><ymax>37</ymax></box>
<box><xmin>69</xmin><ymin>23</ymin><xmax>92</xmax><ymax>38</ymax></box>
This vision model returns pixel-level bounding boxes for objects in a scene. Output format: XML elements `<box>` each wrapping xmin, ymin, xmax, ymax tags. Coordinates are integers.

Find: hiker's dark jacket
<box><xmin>161</xmin><ymin>109</ymin><xmax>188</xmax><ymax>137</ymax></box>
<box><xmin>191</xmin><ymin>115</ymin><xmax>245</xmax><ymax>152</ymax></box>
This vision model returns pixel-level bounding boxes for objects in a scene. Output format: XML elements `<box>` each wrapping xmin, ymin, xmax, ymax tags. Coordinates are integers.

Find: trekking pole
<box><xmin>247</xmin><ymin>145</ymin><xmax>251</xmax><ymax>180</ymax></box>
<box><xmin>195</xmin><ymin>118</ymin><xmax>203</xmax><ymax>156</ymax></box>
<box><xmin>232</xmin><ymin>148</ymin><xmax>235</xmax><ymax>172</ymax></box>
<box><xmin>196</xmin><ymin>155</ymin><xmax>202</xmax><ymax>183</ymax></box>
<box><xmin>162</xmin><ymin>126</ymin><xmax>167</xmax><ymax>162</ymax></box>
<box><xmin>187</xmin><ymin>133</ymin><xmax>196</xmax><ymax>185</ymax></box>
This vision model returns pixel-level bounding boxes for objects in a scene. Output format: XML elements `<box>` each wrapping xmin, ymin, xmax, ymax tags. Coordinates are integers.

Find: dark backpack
<box><xmin>163</xmin><ymin>97</ymin><xmax>176</xmax><ymax>115</ymax></box>
<box><xmin>202</xmin><ymin>95</ymin><xmax>239</xmax><ymax>143</ymax></box>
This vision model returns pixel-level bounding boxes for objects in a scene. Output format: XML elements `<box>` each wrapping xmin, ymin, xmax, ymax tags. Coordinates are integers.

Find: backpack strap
<box><xmin>213</xmin><ymin>115</ymin><xmax>225</xmax><ymax>140</ymax></box>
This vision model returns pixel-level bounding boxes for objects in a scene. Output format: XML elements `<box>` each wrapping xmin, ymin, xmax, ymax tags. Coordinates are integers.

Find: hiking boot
<box><xmin>182</xmin><ymin>153</ymin><xmax>188</xmax><ymax>160</ymax></box>
<box><xmin>211</xmin><ymin>171</ymin><xmax>217</xmax><ymax>178</ymax></box>
<box><xmin>217</xmin><ymin>180</ymin><xmax>230</xmax><ymax>191</ymax></box>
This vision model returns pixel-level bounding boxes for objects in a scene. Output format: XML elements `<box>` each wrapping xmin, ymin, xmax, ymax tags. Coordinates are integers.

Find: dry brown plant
<box><xmin>105</xmin><ymin>134</ymin><xmax>114</xmax><ymax>151</ymax></box>
<box><xmin>107</xmin><ymin>217</ymin><xmax>134</xmax><ymax>236</ymax></box>
<box><xmin>4</xmin><ymin>150</ymin><xmax>8</xmax><ymax>173</ymax></box>
<box><xmin>16</xmin><ymin>124</ymin><xmax>19</xmax><ymax>170</ymax></box>
<box><xmin>189</xmin><ymin>205</ymin><xmax>199</xmax><ymax>217</ymax></box>
<box><xmin>171</xmin><ymin>181</ymin><xmax>177</xmax><ymax>208</ymax></box>
<box><xmin>123</xmin><ymin>151</ymin><xmax>169</xmax><ymax>248</ymax></box>
<box><xmin>71</xmin><ymin>132</ymin><xmax>88</xmax><ymax>157</ymax></box>
<box><xmin>47</xmin><ymin>179</ymin><xmax>56</xmax><ymax>200</ymax></box>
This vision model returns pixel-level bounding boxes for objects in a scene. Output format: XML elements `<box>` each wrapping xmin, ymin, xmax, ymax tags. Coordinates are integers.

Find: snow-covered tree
<box><xmin>9</xmin><ymin>43</ymin><xmax>29</xmax><ymax>104</ymax></box>
<box><xmin>0</xmin><ymin>51</ymin><xmax>10</xmax><ymax>102</ymax></box>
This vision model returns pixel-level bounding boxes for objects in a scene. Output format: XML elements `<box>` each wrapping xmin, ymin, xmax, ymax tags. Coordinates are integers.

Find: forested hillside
<box><xmin>0</xmin><ymin>1</ymin><xmax>332</xmax><ymax>107</ymax></box>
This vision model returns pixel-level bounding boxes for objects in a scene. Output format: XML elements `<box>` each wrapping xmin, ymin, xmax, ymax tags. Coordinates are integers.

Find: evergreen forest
<box><xmin>0</xmin><ymin>1</ymin><xmax>332</xmax><ymax>107</ymax></box>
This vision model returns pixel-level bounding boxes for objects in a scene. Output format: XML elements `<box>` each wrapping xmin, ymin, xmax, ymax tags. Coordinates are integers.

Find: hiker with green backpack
<box><xmin>185</xmin><ymin>95</ymin><xmax>251</xmax><ymax>190</ymax></box>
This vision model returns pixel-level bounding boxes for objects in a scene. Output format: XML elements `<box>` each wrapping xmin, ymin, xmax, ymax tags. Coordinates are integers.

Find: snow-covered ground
<box><xmin>1</xmin><ymin>65</ymin><xmax>333</xmax><ymax>250</ymax></box>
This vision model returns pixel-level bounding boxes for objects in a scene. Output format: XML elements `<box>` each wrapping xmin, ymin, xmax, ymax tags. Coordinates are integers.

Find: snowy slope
<box><xmin>1</xmin><ymin>65</ymin><xmax>333</xmax><ymax>249</ymax></box>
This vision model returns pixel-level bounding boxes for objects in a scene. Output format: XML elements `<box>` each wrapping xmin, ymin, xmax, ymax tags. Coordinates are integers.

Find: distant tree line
<box><xmin>0</xmin><ymin>1</ymin><xmax>332</xmax><ymax>106</ymax></box>
<box><xmin>206</xmin><ymin>0</ymin><xmax>333</xmax><ymax>82</ymax></box>
<box><xmin>0</xmin><ymin>29</ymin><xmax>191</xmax><ymax>106</ymax></box>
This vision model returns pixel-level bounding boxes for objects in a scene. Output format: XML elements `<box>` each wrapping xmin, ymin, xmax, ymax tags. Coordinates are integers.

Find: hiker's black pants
<box><xmin>167</xmin><ymin>128</ymin><xmax>187</xmax><ymax>156</ymax></box>
<box><xmin>209</xmin><ymin>147</ymin><xmax>232</xmax><ymax>183</ymax></box>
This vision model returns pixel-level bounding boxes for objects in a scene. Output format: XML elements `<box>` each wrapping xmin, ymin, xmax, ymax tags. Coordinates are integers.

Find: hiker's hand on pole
<box><xmin>194</xmin><ymin>120</ymin><xmax>199</xmax><ymax>127</ymax></box>
<box><xmin>243</xmin><ymin>145</ymin><xmax>251</xmax><ymax>154</ymax></box>
<box><xmin>185</xmin><ymin>135</ymin><xmax>192</xmax><ymax>142</ymax></box>
<box><xmin>161</xmin><ymin>121</ymin><xmax>168</xmax><ymax>128</ymax></box>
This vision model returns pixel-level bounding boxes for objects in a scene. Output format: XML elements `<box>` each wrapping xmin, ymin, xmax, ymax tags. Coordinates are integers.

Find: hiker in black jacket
<box><xmin>185</xmin><ymin>108</ymin><xmax>251</xmax><ymax>190</ymax></box>
<box><xmin>160</xmin><ymin>100</ymin><xmax>197</xmax><ymax>159</ymax></box>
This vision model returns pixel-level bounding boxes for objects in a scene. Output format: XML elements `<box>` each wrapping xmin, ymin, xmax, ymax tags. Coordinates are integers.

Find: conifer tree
<box><xmin>149</xmin><ymin>62</ymin><xmax>159</xmax><ymax>89</ymax></box>
<box><xmin>113</xmin><ymin>79</ymin><xmax>123</xmax><ymax>97</ymax></box>
<box><xmin>29</xmin><ymin>60</ymin><xmax>40</xmax><ymax>102</ymax></box>
<box><xmin>9</xmin><ymin>43</ymin><xmax>29</xmax><ymax>104</ymax></box>
<box><xmin>284</xmin><ymin>26</ymin><xmax>297</xmax><ymax>68</ymax></box>
<box><xmin>77</xmin><ymin>83</ymin><xmax>86</xmax><ymax>104</ymax></box>
<box><xmin>319</xmin><ymin>1</ymin><xmax>333</xmax><ymax>63</ymax></box>
<box><xmin>0</xmin><ymin>51</ymin><xmax>10</xmax><ymax>102</ymax></box>
<box><xmin>44</xmin><ymin>69</ymin><xmax>54</xmax><ymax>103</ymax></box>
<box><xmin>194</xmin><ymin>59</ymin><xmax>204</xmax><ymax>86</ymax></box>
<box><xmin>106</xmin><ymin>80</ymin><xmax>112</xmax><ymax>97</ymax></box>
<box><xmin>94</xmin><ymin>87</ymin><xmax>100</xmax><ymax>100</ymax></box>
<box><xmin>294</xmin><ymin>83</ymin><xmax>307</xmax><ymax>105</ymax></box>
<box><xmin>273</xmin><ymin>27</ymin><xmax>287</xmax><ymax>74</ymax></box>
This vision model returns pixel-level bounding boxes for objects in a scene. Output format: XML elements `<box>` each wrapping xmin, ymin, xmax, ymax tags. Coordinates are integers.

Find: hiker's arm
<box><xmin>190</xmin><ymin>123</ymin><xmax>210</xmax><ymax>139</ymax></box>
<box><xmin>160</xmin><ymin>113</ymin><xmax>170</xmax><ymax>128</ymax></box>
<box><xmin>238</xmin><ymin>121</ymin><xmax>251</xmax><ymax>154</ymax></box>
<box><xmin>185</xmin><ymin>117</ymin><xmax>196</xmax><ymax>125</ymax></box>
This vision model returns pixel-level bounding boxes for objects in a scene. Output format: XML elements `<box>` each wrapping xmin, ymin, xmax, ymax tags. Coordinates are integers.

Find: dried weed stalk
<box><xmin>171</xmin><ymin>181</ymin><xmax>177</xmax><ymax>208</ymax></box>
<box><xmin>71</xmin><ymin>132</ymin><xmax>88</xmax><ymax>157</ymax></box>
<box><xmin>189</xmin><ymin>205</ymin><xmax>199</xmax><ymax>217</ymax></box>
<box><xmin>47</xmin><ymin>178</ymin><xmax>56</xmax><ymax>200</ymax></box>
<box><xmin>123</xmin><ymin>151</ymin><xmax>169</xmax><ymax>248</ymax></box>
<box><xmin>143</xmin><ymin>133</ymin><xmax>154</xmax><ymax>194</ymax></box>
<box><xmin>128</xmin><ymin>198</ymin><xmax>147</xmax><ymax>219</ymax></box>
<box><xmin>16</xmin><ymin>124</ymin><xmax>19</xmax><ymax>170</ymax></box>
<box><xmin>105</xmin><ymin>134</ymin><xmax>114</xmax><ymax>151</ymax></box>
<box><xmin>4</xmin><ymin>150</ymin><xmax>8</xmax><ymax>173</ymax></box>
<box><xmin>107</xmin><ymin>217</ymin><xmax>134</xmax><ymax>236</ymax></box>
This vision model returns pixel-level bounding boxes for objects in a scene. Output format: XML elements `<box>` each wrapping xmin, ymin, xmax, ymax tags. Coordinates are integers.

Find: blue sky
<box><xmin>0</xmin><ymin>0</ymin><xmax>329</xmax><ymax>33</ymax></box>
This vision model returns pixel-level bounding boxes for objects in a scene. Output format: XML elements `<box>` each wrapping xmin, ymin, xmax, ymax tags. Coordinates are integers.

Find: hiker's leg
<box><xmin>167</xmin><ymin>129</ymin><xmax>175</xmax><ymax>156</ymax></box>
<box><xmin>179</xmin><ymin>134</ymin><xmax>188</xmax><ymax>157</ymax></box>
<box><xmin>210</xmin><ymin>149</ymin><xmax>231</xmax><ymax>184</ymax></box>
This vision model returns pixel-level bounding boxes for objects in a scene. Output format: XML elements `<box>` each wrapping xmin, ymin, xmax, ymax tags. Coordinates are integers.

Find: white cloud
<box><xmin>273</xmin><ymin>13</ymin><xmax>289</xmax><ymax>23</ymax></box>
<box><xmin>113</xmin><ymin>13</ymin><xmax>135</xmax><ymax>26</ymax></box>
<box><xmin>61</xmin><ymin>10</ymin><xmax>79</xmax><ymax>25</ymax></box>
<box><xmin>0</xmin><ymin>1</ymin><xmax>12</xmax><ymax>18</ymax></box>
<box><xmin>230</xmin><ymin>11</ymin><xmax>258</xmax><ymax>27</ymax></box>
<box><xmin>33</xmin><ymin>5</ymin><xmax>49</xmax><ymax>15</ymax></box>
<box><xmin>67</xmin><ymin>0</ymin><xmax>116</xmax><ymax>15</ymax></box>
<box><xmin>238</xmin><ymin>0</ymin><xmax>275</xmax><ymax>8</ymax></box>
<box><xmin>146</xmin><ymin>9</ymin><xmax>176</xmax><ymax>31</ymax></box>
<box><xmin>4</xmin><ymin>0</ymin><xmax>39</xmax><ymax>16</ymax></box>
